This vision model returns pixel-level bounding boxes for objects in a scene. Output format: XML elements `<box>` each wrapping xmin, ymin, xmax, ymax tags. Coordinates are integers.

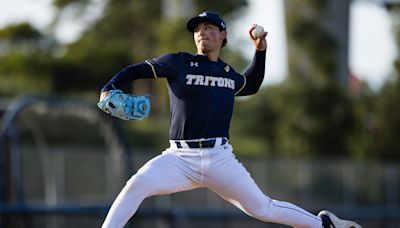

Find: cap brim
<box><xmin>186</xmin><ymin>17</ymin><xmax>219</xmax><ymax>33</ymax></box>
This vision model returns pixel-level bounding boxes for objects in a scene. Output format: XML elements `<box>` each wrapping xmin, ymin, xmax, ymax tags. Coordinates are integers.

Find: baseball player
<box><xmin>98</xmin><ymin>11</ymin><xmax>362</xmax><ymax>228</ymax></box>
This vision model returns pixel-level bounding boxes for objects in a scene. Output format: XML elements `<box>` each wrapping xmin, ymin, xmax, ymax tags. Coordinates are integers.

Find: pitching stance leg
<box><xmin>204</xmin><ymin>144</ymin><xmax>323</xmax><ymax>228</ymax></box>
<box><xmin>101</xmin><ymin>151</ymin><xmax>202</xmax><ymax>228</ymax></box>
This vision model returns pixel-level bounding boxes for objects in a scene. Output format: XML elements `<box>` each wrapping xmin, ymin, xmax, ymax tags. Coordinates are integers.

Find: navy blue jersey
<box><xmin>102</xmin><ymin>50</ymin><xmax>266</xmax><ymax>140</ymax></box>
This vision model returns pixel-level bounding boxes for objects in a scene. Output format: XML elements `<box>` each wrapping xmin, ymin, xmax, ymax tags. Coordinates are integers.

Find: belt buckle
<box><xmin>201</xmin><ymin>139</ymin><xmax>214</xmax><ymax>148</ymax></box>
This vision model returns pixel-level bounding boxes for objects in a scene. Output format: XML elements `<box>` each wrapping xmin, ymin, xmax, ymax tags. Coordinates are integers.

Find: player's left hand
<box><xmin>97</xmin><ymin>89</ymin><xmax>151</xmax><ymax>121</ymax></box>
<box><xmin>248</xmin><ymin>24</ymin><xmax>268</xmax><ymax>51</ymax></box>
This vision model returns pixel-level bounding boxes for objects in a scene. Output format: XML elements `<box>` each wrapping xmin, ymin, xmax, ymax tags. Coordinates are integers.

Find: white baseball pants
<box><xmin>101</xmin><ymin>141</ymin><xmax>322</xmax><ymax>228</ymax></box>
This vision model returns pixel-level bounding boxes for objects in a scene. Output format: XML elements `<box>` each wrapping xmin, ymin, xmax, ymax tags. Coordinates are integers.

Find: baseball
<box><xmin>251</xmin><ymin>25</ymin><xmax>265</xmax><ymax>39</ymax></box>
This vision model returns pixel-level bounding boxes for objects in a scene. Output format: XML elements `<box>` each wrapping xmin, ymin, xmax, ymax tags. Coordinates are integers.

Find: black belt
<box><xmin>175</xmin><ymin>138</ymin><xmax>227</xmax><ymax>149</ymax></box>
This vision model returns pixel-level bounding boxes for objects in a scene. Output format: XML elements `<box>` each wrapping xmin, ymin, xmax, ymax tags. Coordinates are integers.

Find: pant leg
<box><xmin>101</xmin><ymin>150</ymin><xmax>201</xmax><ymax>228</ymax></box>
<box><xmin>204</xmin><ymin>145</ymin><xmax>322</xmax><ymax>228</ymax></box>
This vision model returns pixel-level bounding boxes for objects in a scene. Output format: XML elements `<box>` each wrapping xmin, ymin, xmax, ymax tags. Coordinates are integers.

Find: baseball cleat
<box><xmin>318</xmin><ymin>210</ymin><xmax>362</xmax><ymax>228</ymax></box>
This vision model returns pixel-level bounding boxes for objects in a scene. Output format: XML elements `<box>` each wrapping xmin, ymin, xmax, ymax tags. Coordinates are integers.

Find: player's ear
<box><xmin>220</xmin><ymin>30</ymin><xmax>227</xmax><ymax>41</ymax></box>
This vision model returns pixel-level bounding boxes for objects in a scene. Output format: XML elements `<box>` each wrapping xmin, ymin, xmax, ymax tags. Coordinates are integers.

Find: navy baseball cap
<box><xmin>186</xmin><ymin>11</ymin><xmax>227</xmax><ymax>32</ymax></box>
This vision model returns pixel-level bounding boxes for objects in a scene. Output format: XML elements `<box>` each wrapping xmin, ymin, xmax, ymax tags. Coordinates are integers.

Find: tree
<box><xmin>276</xmin><ymin>0</ymin><xmax>354</xmax><ymax>156</ymax></box>
<box><xmin>0</xmin><ymin>23</ymin><xmax>56</xmax><ymax>95</ymax></box>
<box><xmin>232</xmin><ymin>0</ymin><xmax>355</xmax><ymax>157</ymax></box>
<box><xmin>350</xmin><ymin>3</ymin><xmax>400</xmax><ymax>159</ymax></box>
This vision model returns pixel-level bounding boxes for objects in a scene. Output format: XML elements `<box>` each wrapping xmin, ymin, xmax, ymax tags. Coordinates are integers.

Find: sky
<box><xmin>0</xmin><ymin>0</ymin><xmax>397</xmax><ymax>89</ymax></box>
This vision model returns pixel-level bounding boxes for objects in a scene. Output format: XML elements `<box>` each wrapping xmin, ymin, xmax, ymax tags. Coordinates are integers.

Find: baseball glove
<box><xmin>97</xmin><ymin>89</ymin><xmax>151</xmax><ymax>120</ymax></box>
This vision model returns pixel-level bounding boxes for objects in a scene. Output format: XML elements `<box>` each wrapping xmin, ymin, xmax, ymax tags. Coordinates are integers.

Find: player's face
<box><xmin>193</xmin><ymin>22</ymin><xmax>226</xmax><ymax>54</ymax></box>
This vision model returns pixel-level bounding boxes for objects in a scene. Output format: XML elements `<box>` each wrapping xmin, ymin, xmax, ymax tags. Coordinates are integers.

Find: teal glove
<box><xmin>97</xmin><ymin>89</ymin><xmax>150</xmax><ymax>120</ymax></box>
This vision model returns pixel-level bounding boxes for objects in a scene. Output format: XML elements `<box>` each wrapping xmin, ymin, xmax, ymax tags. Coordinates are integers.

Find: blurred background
<box><xmin>0</xmin><ymin>0</ymin><xmax>399</xmax><ymax>227</ymax></box>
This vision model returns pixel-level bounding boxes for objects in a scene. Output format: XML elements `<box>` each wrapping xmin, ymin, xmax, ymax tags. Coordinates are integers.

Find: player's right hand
<box><xmin>248</xmin><ymin>24</ymin><xmax>268</xmax><ymax>52</ymax></box>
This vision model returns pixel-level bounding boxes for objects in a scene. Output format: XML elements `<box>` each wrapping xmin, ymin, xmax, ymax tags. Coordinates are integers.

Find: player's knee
<box><xmin>247</xmin><ymin>201</ymin><xmax>270</xmax><ymax>219</ymax></box>
<box><xmin>124</xmin><ymin>174</ymin><xmax>155</xmax><ymax>198</ymax></box>
<box><xmin>245</xmin><ymin>198</ymin><xmax>281</xmax><ymax>223</ymax></box>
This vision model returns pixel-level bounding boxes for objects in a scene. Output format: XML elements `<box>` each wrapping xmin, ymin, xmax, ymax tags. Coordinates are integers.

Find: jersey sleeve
<box><xmin>101</xmin><ymin>53</ymin><xmax>181</xmax><ymax>92</ymax></box>
<box><xmin>235</xmin><ymin>50</ymin><xmax>266</xmax><ymax>96</ymax></box>
<box><xmin>145</xmin><ymin>53</ymin><xmax>181</xmax><ymax>79</ymax></box>
<box><xmin>233</xmin><ymin>72</ymin><xmax>247</xmax><ymax>96</ymax></box>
